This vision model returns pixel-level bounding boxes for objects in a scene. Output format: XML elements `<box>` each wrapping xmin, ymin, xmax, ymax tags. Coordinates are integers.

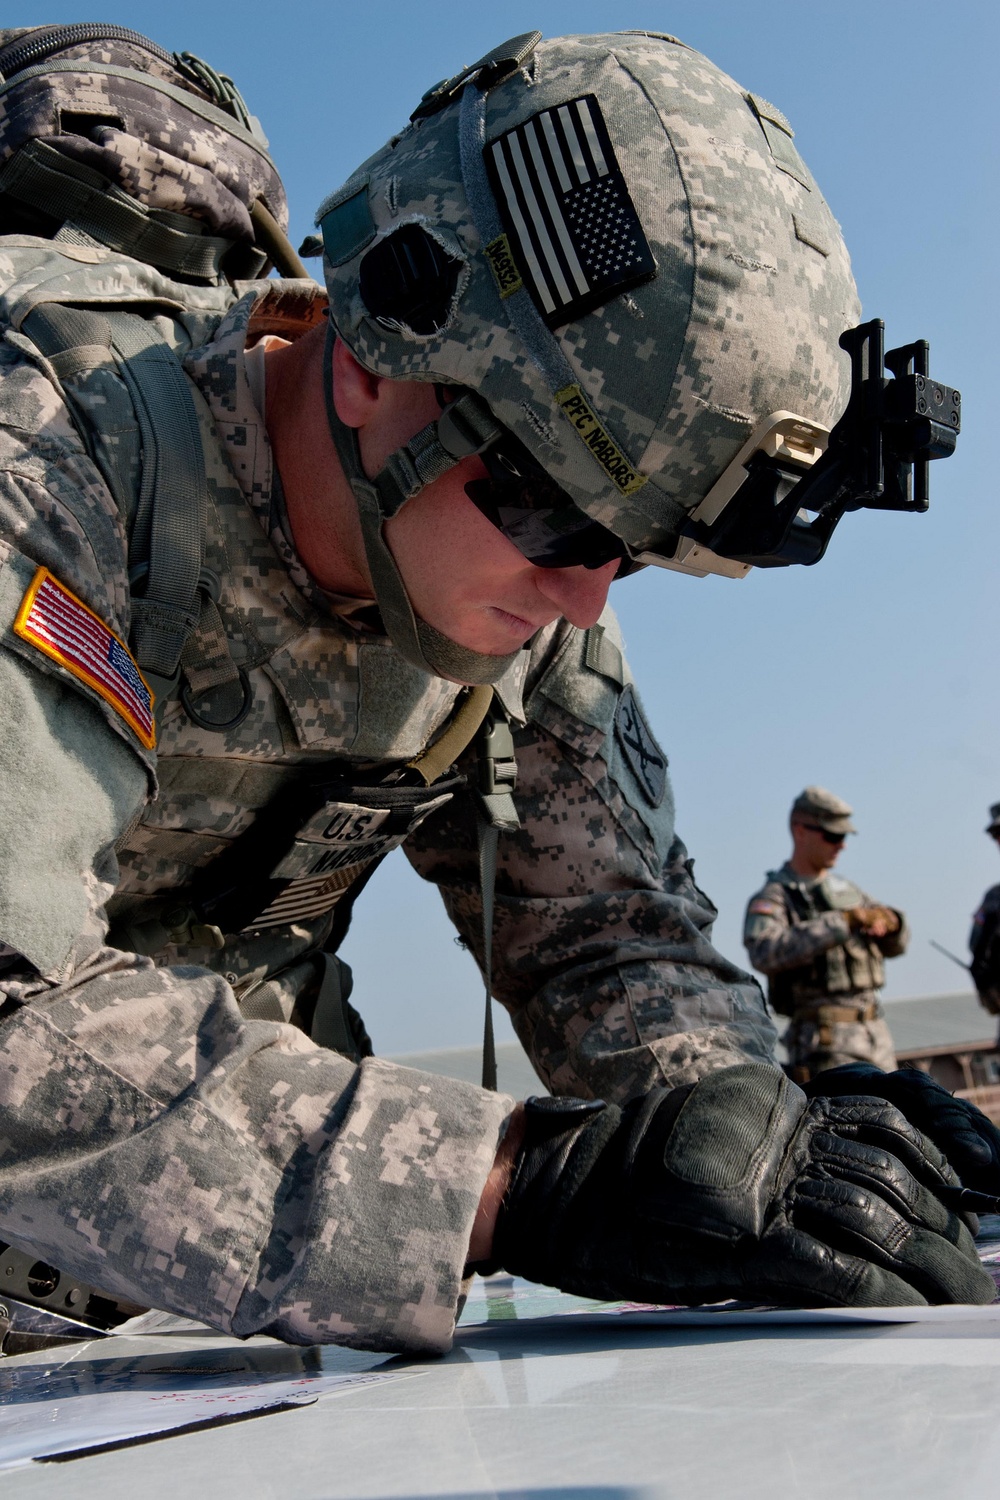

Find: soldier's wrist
<box><xmin>467</xmin><ymin>1104</ymin><xmax>526</xmax><ymax>1268</ymax></box>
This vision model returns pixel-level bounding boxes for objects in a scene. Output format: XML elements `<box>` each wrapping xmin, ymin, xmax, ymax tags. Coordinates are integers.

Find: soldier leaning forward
<box><xmin>744</xmin><ymin>787</ymin><xmax>908</xmax><ymax>1080</ymax></box>
<box><xmin>0</xmin><ymin>28</ymin><xmax>994</xmax><ymax>1350</ymax></box>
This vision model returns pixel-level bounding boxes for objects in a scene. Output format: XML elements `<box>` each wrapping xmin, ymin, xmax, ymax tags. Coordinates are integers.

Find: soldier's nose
<box><xmin>534</xmin><ymin>560</ymin><xmax>617</xmax><ymax>628</ymax></box>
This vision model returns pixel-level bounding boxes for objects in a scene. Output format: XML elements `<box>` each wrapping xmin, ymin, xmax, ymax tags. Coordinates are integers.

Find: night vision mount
<box><xmin>646</xmin><ymin>320</ymin><xmax>961</xmax><ymax>579</ymax></box>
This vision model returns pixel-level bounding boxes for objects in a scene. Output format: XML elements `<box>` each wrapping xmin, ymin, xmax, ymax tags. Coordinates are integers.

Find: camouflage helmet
<box><xmin>0</xmin><ymin>23</ymin><xmax>292</xmax><ymax>284</ymax></box>
<box><xmin>317</xmin><ymin>30</ymin><xmax>860</xmax><ymax>681</ymax></box>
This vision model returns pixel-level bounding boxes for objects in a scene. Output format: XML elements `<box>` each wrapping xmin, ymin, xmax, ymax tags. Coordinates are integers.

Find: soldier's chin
<box><xmin>413</xmin><ymin>619</ymin><xmax>523</xmax><ymax>686</ymax></box>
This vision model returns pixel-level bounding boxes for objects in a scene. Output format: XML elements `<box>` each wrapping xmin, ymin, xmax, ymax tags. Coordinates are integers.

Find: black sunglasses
<box><xmin>462</xmin><ymin>427</ymin><xmax>627</xmax><ymax>571</ymax></box>
<box><xmin>801</xmin><ymin>824</ymin><xmax>847</xmax><ymax>846</ymax></box>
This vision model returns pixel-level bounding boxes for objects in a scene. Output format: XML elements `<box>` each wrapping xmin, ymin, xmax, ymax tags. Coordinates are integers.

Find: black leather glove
<box><xmin>803</xmin><ymin>1063</ymin><xmax>1000</xmax><ymax>1194</ymax></box>
<box><xmin>491</xmin><ymin>1064</ymin><xmax>994</xmax><ymax>1309</ymax></box>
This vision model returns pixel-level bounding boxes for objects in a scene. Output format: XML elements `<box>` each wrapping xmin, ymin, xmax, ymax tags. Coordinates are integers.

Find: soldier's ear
<box><xmin>331</xmin><ymin>335</ymin><xmax>382</xmax><ymax>429</ymax></box>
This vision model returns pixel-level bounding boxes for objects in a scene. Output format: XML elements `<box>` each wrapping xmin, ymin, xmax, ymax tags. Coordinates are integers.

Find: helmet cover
<box><xmin>321</xmin><ymin>31</ymin><xmax>860</xmax><ymax>557</ymax></box>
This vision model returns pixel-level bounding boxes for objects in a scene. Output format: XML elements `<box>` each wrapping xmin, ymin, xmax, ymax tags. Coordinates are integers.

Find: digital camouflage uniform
<box><xmin>0</xmin><ymin>243</ymin><xmax>776</xmax><ymax>1353</ymax></box>
<box><xmin>744</xmin><ymin>862</ymin><xmax>905</xmax><ymax>1077</ymax></box>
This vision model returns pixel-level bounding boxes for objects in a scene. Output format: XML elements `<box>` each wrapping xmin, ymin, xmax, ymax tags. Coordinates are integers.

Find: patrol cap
<box><xmin>791</xmin><ymin>786</ymin><xmax>856</xmax><ymax>835</ymax></box>
<box><xmin>986</xmin><ymin>803</ymin><xmax>1000</xmax><ymax>836</ymax></box>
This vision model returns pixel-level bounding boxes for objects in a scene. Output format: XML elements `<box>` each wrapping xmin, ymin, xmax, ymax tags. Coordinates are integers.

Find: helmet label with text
<box><xmin>555</xmin><ymin>384</ymin><xmax>647</xmax><ymax>496</ymax></box>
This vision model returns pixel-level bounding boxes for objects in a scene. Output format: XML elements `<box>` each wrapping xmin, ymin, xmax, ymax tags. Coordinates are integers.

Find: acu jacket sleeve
<box><xmin>406</xmin><ymin>610</ymin><xmax>779</xmax><ymax>1101</ymax></box>
<box><xmin>743</xmin><ymin>885</ymin><xmax>850</xmax><ymax>975</ymax></box>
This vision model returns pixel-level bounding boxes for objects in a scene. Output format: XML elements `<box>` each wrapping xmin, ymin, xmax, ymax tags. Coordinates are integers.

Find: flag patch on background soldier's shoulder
<box><xmin>14</xmin><ymin>567</ymin><xmax>155</xmax><ymax>749</ymax></box>
<box><xmin>485</xmin><ymin>94</ymin><xmax>656</xmax><ymax>327</ymax></box>
<box><xmin>749</xmin><ymin>898</ymin><xmax>780</xmax><ymax>917</ymax></box>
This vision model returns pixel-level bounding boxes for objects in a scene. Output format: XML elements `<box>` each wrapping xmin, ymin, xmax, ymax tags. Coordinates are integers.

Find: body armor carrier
<box><xmin>767</xmin><ymin>870</ymin><xmax>885</xmax><ymax>1017</ymax></box>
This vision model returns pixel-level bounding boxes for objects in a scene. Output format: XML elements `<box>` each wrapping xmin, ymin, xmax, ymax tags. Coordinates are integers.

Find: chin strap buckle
<box><xmin>376</xmin><ymin>392</ymin><xmax>503</xmax><ymax>518</ymax></box>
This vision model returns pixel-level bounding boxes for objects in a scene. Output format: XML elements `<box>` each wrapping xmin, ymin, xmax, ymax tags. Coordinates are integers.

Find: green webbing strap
<box><xmin>310</xmin><ymin>953</ymin><xmax>373</xmax><ymax>1062</ymax></box>
<box><xmin>320</xmin><ymin>317</ymin><xmax>519</xmax><ymax>685</ymax></box>
<box><xmin>474</xmin><ymin>705</ymin><xmax>520</xmax><ymax>1091</ymax></box>
<box><xmin>101</xmin><ymin>311</ymin><xmax>206</xmax><ymax>683</ymax></box>
<box><xmin>0</xmin><ymin>139</ymin><xmax>262</xmax><ymax>282</ymax></box>
<box><xmin>19</xmin><ymin>300</ymin><xmax>209</xmax><ymax>686</ymax></box>
<box><xmin>375</xmin><ymin>394</ymin><xmax>502</xmax><ymax>518</ymax></box>
<box><xmin>478</xmin><ymin>818</ymin><xmax>500</xmax><ymax>1091</ymax></box>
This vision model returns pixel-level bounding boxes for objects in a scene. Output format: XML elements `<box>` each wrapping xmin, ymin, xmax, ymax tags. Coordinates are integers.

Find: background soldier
<box><xmin>0</xmin><ymin>27</ymin><xmax>995</xmax><ymax>1346</ymax></box>
<box><xmin>970</xmin><ymin>803</ymin><xmax>1000</xmax><ymax>1029</ymax></box>
<box><xmin>743</xmin><ymin>787</ymin><xmax>908</xmax><ymax>1081</ymax></box>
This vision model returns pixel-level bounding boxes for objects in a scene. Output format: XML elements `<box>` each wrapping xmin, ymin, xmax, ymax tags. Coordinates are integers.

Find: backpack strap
<box><xmin>403</xmin><ymin>684</ymin><xmax>520</xmax><ymax>1089</ymax></box>
<box><xmin>19</xmin><ymin>297</ymin><xmax>244</xmax><ymax>719</ymax></box>
<box><xmin>473</xmin><ymin>701</ymin><xmax>520</xmax><ymax>1090</ymax></box>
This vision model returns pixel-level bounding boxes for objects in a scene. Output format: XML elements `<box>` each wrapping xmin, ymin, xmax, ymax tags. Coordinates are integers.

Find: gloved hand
<box><xmin>490</xmin><ymin>1064</ymin><xmax>994</xmax><ymax>1309</ymax></box>
<box><xmin>846</xmin><ymin>906</ymin><xmax>900</xmax><ymax>938</ymax></box>
<box><xmin>803</xmin><ymin>1062</ymin><xmax>1000</xmax><ymax>1195</ymax></box>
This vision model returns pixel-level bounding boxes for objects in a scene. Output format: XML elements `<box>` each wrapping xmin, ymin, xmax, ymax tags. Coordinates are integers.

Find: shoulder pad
<box><xmin>526</xmin><ymin>606</ymin><xmax>673</xmax><ymax>850</ymax></box>
<box><xmin>526</xmin><ymin>610</ymin><xmax>628</xmax><ymax>735</ymax></box>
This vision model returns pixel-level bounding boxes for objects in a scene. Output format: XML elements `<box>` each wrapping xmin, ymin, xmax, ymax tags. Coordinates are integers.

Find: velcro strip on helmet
<box><xmin>484</xmin><ymin>94</ymin><xmax>656</xmax><ymax>329</ymax></box>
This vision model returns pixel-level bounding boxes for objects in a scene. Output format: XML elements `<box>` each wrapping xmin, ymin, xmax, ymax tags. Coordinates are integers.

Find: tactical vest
<box><xmin>767</xmin><ymin>868</ymin><xmax>885</xmax><ymax>1015</ymax></box>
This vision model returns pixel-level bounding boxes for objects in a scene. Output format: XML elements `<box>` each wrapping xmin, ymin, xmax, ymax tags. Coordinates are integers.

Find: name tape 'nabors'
<box><xmin>14</xmin><ymin>567</ymin><xmax>156</xmax><ymax>748</ymax></box>
<box><xmin>555</xmin><ymin>385</ymin><xmax>648</xmax><ymax>496</ymax></box>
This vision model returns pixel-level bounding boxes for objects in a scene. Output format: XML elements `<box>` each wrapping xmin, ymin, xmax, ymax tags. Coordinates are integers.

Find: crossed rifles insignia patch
<box><xmin>614</xmin><ymin>685</ymin><xmax>666</xmax><ymax>807</ymax></box>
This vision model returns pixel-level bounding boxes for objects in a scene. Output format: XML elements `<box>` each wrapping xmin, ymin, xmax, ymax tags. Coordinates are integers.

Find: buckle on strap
<box><xmin>437</xmin><ymin>392</ymin><xmax>503</xmax><ymax>458</ymax></box>
<box><xmin>476</xmin><ymin>704</ymin><xmax>519</xmax><ymax>832</ymax></box>
<box><xmin>375</xmin><ymin>392</ymin><xmax>503</xmax><ymax>517</ymax></box>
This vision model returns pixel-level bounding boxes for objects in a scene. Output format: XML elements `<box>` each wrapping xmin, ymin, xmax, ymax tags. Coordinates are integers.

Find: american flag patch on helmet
<box><xmin>14</xmin><ymin>567</ymin><xmax>155</xmax><ymax>749</ymax></box>
<box><xmin>485</xmin><ymin>94</ymin><xmax>656</xmax><ymax>327</ymax></box>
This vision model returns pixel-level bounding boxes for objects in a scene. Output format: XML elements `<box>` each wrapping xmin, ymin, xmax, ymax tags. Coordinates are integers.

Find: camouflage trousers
<box><xmin>783</xmin><ymin>1005</ymin><xmax>897</xmax><ymax>1081</ymax></box>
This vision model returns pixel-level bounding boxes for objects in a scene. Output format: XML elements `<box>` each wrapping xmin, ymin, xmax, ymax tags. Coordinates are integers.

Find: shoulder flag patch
<box><xmin>485</xmin><ymin>93</ymin><xmax>656</xmax><ymax>327</ymax></box>
<box><xmin>749</xmin><ymin>898</ymin><xmax>780</xmax><ymax>917</ymax></box>
<box><xmin>14</xmin><ymin>567</ymin><xmax>155</xmax><ymax>749</ymax></box>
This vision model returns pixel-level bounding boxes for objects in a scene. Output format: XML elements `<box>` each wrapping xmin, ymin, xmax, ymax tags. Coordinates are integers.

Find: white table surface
<box><xmin>3</xmin><ymin>1267</ymin><xmax>999</xmax><ymax>1500</ymax></box>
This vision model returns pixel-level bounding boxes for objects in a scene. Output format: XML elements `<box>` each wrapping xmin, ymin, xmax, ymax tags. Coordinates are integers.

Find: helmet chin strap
<box><xmin>321</xmin><ymin>320</ymin><xmax>522</xmax><ymax>685</ymax></box>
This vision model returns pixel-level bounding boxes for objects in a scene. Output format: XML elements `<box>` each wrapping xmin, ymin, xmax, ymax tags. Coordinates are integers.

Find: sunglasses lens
<box><xmin>801</xmin><ymin>823</ymin><xmax>845</xmax><ymax>844</ymax></box>
<box><xmin>464</xmin><ymin>434</ymin><xmax>624</xmax><ymax>570</ymax></box>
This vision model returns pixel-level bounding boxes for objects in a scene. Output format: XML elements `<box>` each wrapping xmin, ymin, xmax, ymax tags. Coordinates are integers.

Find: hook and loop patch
<box><xmin>13</xmin><ymin>567</ymin><xmax>155</xmax><ymax>748</ymax></box>
<box><xmin>484</xmin><ymin>93</ymin><xmax>656</xmax><ymax>328</ymax></box>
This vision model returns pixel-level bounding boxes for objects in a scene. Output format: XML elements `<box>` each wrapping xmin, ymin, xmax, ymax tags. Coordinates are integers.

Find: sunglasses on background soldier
<box><xmin>800</xmin><ymin>824</ymin><xmax>848</xmax><ymax>846</ymax></box>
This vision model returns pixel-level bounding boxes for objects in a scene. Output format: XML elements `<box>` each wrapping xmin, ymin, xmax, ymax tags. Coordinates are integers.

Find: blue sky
<box><xmin>12</xmin><ymin>2</ymin><xmax>998</xmax><ymax>1052</ymax></box>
